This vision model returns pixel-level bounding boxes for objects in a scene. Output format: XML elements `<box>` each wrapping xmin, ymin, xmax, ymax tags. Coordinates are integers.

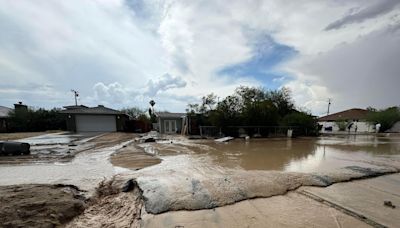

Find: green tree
<box><xmin>335</xmin><ymin>120</ymin><xmax>347</xmax><ymax>131</ymax></box>
<box><xmin>8</xmin><ymin>107</ymin><xmax>66</xmax><ymax>132</ymax></box>
<box><xmin>121</xmin><ymin>107</ymin><xmax>145</xmax><ymax>119</ymax></box>
<box><xmin>366</xmin><ymin>107</ymin><xmax>400</xmax><ymax>132</ymax></box>
<box><xmin>281</xmin><ymin>111</ymin><xmax>318</xmax><ymax>135</ymax></box>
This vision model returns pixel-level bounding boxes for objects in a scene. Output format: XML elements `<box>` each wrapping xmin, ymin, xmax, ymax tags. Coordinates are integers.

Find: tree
<box><xmin>121</xmin><ymin>107</ymin><xmax>145</xmax><ymax>119</ymax></box>
<box><xmin>186</xmin><ymin>86</ymin><xmax>310</xmax><ymax>135</ymax></box>
<box><xmin>366</xmin><ymin>107</ymin><xmax>400</xmax><ymax>132</ymax></box>
<box><xmin>281</xmin><ymin>111</ymin><xmax>318</xmax><ymax>135</ymax></box>
<box><xmin>149</xmin><ymin>100</ymin><xmax>155</xmax><ymax>108</ymax></box>
<box><xmin>265</xmin><ymin>87</ymin><xmax>294</xmax><ymax>117</ymax></box>
<box><xmin>8</xmin><ymin>107</ymin><xmax>66</xmax><ymax>132</ymax></box>
<box><xmin>148</xmin><ymin>100</ymin><xmax>157</xmax><ymax>123</ymax></box>
<box><xmin>201</xmin><ymin>93</ymin><xmax>217</xmax><ymax>113</ymax></box>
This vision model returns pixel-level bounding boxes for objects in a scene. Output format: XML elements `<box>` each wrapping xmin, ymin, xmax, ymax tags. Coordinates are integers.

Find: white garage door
<box><xmin>76</xmin><ymin>115</ymin><xmax>117</xmax><ymax>132</ymax></box>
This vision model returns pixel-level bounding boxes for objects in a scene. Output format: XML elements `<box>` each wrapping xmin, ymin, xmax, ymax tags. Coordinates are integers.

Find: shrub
<box><xmin>366</xmin><ymin>107</ymin><xmax>400</xmax><ymax>132</ymax></box>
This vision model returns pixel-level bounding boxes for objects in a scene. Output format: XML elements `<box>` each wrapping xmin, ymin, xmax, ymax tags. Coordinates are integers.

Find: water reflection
<box><xmin>198</xmin><ymin>136</ymin><xmax>400</xmax><ymax>172</ymax></box>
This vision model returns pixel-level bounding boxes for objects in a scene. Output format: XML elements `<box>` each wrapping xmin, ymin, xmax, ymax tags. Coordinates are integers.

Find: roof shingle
<box><xmin>60</xmin><ymin>105</ymin><xmax>123</xmax><ymax>115</ymax></box>
<box><xmin>0</xmin><ymin>106</ymin><xmax>12</xmax><ymax>118</ymax></box>
<box><xmin>318</xmin><ymin>108</ymin><xmax>370</xmax><ymax>121</ymax></box>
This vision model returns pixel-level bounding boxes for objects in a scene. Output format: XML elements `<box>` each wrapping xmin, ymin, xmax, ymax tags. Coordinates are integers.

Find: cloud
<box><xmin>145</xmin><ymin>73</ymin><xmax>187</xmax><ymax>97</ymax></box>
<box><xmin>0</xmin><ymin>0</ymin><xmax>166</xmax><ymax>108</ymax></box>
<box><xmin>285</xmin><ymin>24</ymin><xmax>400</xmax><ymax>115</ymax></box>
<box><xmin>325</xmin><ymin>0</ymin><xmax>400</xmax><ymax>30</ymax></box>
<box><xmin>1</xmin><ymin>0</ymin><xmax>399</xmax><ymax>115</ymax></box>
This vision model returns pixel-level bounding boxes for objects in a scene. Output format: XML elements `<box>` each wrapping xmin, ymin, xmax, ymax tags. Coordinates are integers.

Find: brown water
<box><xmin>151</xmin><ymin>135</ymin><xmax>400</xmax><ymax>173</ymax></box>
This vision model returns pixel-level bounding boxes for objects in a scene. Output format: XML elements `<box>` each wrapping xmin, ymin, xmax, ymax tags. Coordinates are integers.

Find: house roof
<box><xmin>156</xmin><ymin>112</ymin><xmax>186</xmax><ymax>118</ymax></box>
<box><xmin>0</xmin><ymin>106</ymin><xmax>12</xmax><ymax>118</ymax></box>
<box><xmin>63</xmin><ymin>105</ymin><xmax>88</xmax><ymax>110</ymax></box>
<box><xmin>60</xmin><ymin>105</ymin><xmax>124</xmax><ymax>115</ymax></box>
<box><xmin>318</xmin><ymin>108</ymin><xmax>370</xmax><ymax>121</ymax></box>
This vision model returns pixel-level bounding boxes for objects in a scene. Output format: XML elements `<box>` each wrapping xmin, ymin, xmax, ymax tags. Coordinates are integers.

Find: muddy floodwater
<box><xmin>145</xmin><ymin>135</ymin><xmax>400</xmax><ymax>173</ymax></box>
<box><xmin>2</xmin><ymin>132</ymin><xmax>400</xmax><ymax>226</ymax></box>
<box><xmin>206</xmin><ymin>136</ymin><xmax>400</xmax><ymax>172</ymax></box>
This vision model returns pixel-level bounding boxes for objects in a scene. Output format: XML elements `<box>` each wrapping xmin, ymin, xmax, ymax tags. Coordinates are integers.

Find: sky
<box><xmin>0</xmin><ymin>0</ymin><xmax>399</xmax><ymax>116</ymax></box>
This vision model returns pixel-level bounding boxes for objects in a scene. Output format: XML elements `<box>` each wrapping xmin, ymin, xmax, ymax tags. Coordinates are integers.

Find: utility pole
<box><xmin>71</xmin><ymin>89</ymin><xmax>79</xmax><ymax>106</ymax></box>
<box><xmin>327</xmin><ymin>98</ymin><xmax>332</xmax><ymax>115</ymax></box>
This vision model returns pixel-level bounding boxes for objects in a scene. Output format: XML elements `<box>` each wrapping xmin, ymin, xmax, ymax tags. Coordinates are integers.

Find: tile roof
<box><xmin>318</xmin><ymin>108</ymin><xmax>370</xmax><ymax>121</ymax></box>
<box><xmin>0</xmin><ymin>106</ymin><xmax>12</xmax><ymax>118</ymax></box>
<box><xmin>60</xmin><ymin>105</ymin><xmax>123</xmax><ymax>115</ymax></box>
<box><xmin>156</xmin><ymin>112</ymin><xmax>186</xmax><ymax>118</ymax></box>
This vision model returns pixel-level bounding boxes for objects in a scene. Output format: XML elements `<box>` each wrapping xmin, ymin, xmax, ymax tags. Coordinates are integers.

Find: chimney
<box><xmin>14</xmin><ymin>102</ymin><xmax>28</xmax><ymax>112</ymax></box>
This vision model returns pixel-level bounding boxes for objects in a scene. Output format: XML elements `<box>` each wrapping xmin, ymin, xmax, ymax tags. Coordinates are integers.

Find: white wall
<box><xmin>319</xmin><ymin>121</ymin><xmax>374</xmax><ymax>133</ymax></box>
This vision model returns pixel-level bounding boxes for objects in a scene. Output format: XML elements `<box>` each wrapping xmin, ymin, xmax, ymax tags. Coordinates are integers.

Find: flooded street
<box><xmin>1</xmin><ymin>132</ymin><xmax>400</xmax><ymax>227</ymax></box>
<box><xmin>200</xmin><ymin>136</ymin><xmax>400</xmax><ymax>172</ymax></box>
<box><xmin>0</xmin><ymin>133</ymin><xmax>137</xmax><ymax>192</ymax></box>
<box><xmin>142</xmin><ymin>135</ymin><xmax>400</xmax><ymax>173</ymax></box>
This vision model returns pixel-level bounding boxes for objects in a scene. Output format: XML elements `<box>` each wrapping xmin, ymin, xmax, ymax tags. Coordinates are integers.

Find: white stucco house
<box><xmin>156</xmin><ymin>112</ymin><xmax>187</xmax><ymax>134</ymax></box>
<box><xmin>318</xmin><ymin>108</ymin><xmax>375</xmax><ymax>133</ymax></box>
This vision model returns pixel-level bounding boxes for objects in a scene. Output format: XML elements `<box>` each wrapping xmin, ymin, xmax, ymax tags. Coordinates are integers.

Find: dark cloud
<box><xmin>325</xmin><ymin>0</ymin><xmax>400</xmax><ymax>30</ymax></box>
<box><xmin>299</xmin><ymin>24</ymin><xmax>400</xmax><ymax>111</ymax></box>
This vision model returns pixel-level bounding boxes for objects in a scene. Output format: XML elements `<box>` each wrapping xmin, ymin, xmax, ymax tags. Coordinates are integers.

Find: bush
<box><xmin>8</xmin><ymin>108</ymin><xmax>66</xmax><ymax>132</ymax></box>
<box><xmin>335</xmin><ymin>120</ymin><xmax>347</xmax><ymax>131</ymax></box>
<box><xmin>366</xmin><ymin>107</ymin><xmax>400</xmax><ymax>132</ymax></box>
<box><xmin>281</xmin><ymin>112</ymin><xmax>318</xmax><ymax>135</ymax></box>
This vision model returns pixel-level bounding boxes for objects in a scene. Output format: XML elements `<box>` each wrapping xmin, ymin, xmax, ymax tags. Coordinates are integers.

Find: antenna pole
<box><xmin>327</xmin><ymin>98</ymin><xmax>332</xmax><ymax>115</ymax></box>
<box><xmin>71</xmin><ymin>90</ymin><xmax>79</xmax><ymax>106</ymax></box>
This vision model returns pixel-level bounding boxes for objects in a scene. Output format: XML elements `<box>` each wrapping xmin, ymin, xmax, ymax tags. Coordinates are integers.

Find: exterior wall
<box><xmin>319</xmin><ymin>121</ymin><xmax>374</xmax><ymax>133</ymax></box>
<box><xmin>159</xmin><ymin>117</ymin><xmax>183</xmax><ymax>134</ymax></box>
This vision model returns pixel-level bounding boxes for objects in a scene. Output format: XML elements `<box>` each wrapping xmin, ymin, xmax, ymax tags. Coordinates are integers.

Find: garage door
<box><xmin>75</xmin><ymin>115</ymin><xmax>117</xmax><ymax>132</ymax></box>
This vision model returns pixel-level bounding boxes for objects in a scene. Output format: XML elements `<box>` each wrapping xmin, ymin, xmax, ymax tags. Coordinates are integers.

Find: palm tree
<box><xmin>149</xmin><ymin>100</ymin><xmax>156</xmax><ymax>122</ymax></box>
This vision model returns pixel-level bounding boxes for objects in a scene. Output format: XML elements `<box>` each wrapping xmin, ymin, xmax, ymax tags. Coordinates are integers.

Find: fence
<box><xmin>199</xmin><ymin>125</ymin><xmax>308</xmax><ymax>138</ymax></box>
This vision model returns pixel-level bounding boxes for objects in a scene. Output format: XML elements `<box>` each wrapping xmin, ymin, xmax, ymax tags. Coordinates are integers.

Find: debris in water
<box><xmin>384</xmin><ymin>200</ymin><xmax>396</xmax><ymax>209</ymax></box>
<box><xmin>144</xmin><ymin>138</ymin><xmax>156</xmax><ymax>143</ymax></box>
<box><xmin>215</xmin><ymin>137</ymin><xmax>234</xmax><ymax>143</ymax></box>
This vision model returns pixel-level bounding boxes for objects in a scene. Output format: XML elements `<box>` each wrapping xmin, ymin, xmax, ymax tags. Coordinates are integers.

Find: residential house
<box><xmin>318</xmin><ymin>108</ymin><xmax>374</xmax><ymax>133</ymax></box>
<box><xmin>156</xmin><ymin>112</ymin><xmax>186</xmax><ymax>134</ymax></box>
<box><xmin>60</xmin><ymin>105</ymin><xmax>128</xmax><ymax>132</ymax></box>
<box><xmin>0</xmin><ymin>106</ymin><xmax>12</xmax><ymax>133</ymax></box>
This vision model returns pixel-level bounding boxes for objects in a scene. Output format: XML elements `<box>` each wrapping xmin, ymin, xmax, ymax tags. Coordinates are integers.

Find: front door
<box><xmin>164</xmin><ymin>120</ymin><xmax>176</xmax><ymax>134</ymax></box>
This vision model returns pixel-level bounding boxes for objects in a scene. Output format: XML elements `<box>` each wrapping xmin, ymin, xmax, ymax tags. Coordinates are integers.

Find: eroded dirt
<box><xmin>66</xmin><ymin>179</ymin><xmax>143</xmax><ymax>228</ymax></box>
<box><xmin>110</xmin><ymin>144</ymin><xmax>161</xmax><ymax>170</ymax></box>
<box><xmin>0</xmin><ymin>184</ymin><xmax>86</xmax><ymax>228</ymax></box>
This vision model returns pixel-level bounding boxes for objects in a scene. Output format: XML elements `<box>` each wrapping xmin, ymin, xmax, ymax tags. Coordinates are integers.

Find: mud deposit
<box><xmin>111</xmin><ymin>144</ymin><xmax>161</xmax><ymax>170</ymax></box>
<box><xmin>0</xmin><ymin>184</ymin><xmax>86</xmax><ymax>227</ymax></box>
<box><xmin>66</xmin><ymin>179</ymin><xmax>143</xmax><ymax>228</ymax></box>
<box><xmin>136</xmin><ymin>165</ymin><xmax>398</xmax><ymax>214</ymax></box>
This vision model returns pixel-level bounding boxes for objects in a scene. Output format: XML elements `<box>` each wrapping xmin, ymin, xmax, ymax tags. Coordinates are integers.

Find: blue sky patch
<box><xmin>218</xmin><ymin>35</ymin><xmax>297</xmax><ymax>89</ymax></box>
